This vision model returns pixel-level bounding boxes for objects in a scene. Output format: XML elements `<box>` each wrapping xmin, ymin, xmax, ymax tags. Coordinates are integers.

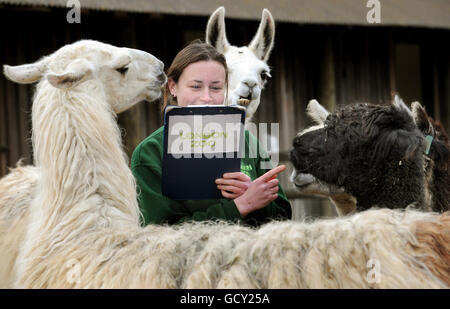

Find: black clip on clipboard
<box><xmin>161</xmin><ymin>105</ymin><xmax>246</xmax><ymax>200</ymax></box>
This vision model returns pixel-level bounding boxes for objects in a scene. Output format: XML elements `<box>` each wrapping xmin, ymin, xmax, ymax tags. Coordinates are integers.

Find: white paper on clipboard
<box><xmin>167</xmin><ymin>114</ymin><xmax>243</xmax><ymax>155</ymax></box>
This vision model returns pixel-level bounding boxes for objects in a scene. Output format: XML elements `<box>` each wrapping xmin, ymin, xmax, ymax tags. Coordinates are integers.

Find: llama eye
<box><xmin>260</xmin><ymin>71</ymin><xmax>271</xmax><ymax>81</ymax></box>
<box><xmin>116</xmin><ymin>66</ymin><xmax>128</xmax><ymax>75</ymax></box>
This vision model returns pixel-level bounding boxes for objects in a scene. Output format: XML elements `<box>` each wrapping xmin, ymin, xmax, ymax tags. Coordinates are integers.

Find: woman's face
<box><xmin>168</xmin><ymin>60</ymin><xmax>226</xmax><ymax>106</ymax></box>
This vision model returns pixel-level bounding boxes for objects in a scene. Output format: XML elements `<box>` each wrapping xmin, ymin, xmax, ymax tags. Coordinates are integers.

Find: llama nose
<box><xmin>157</xmin><ymin>72</ymin><xmax>167</xmax><ymax>84</ymax></box>
<box><xmin>243</xmin><ymin>79</ymin><xmax>257</xmax><ymax>89</ymax></box>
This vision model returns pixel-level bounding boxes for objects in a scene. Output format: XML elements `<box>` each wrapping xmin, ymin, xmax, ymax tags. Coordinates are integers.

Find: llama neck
<box><xmin>430</xmin><ymin>166</ymin><xmax>450</xmax><ymax>212</ymax></box>
<box><xmin>31</xmin><ymin>80</ymin><xmax>140</xmax><ymax>227</ymax></box>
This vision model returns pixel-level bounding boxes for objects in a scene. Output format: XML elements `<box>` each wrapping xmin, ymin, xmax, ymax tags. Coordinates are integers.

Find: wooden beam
<box><xmin>318</xmin><ymin>34</ymin><xmax>336</xmax><ymax>112</ymax></box>
<box><xmin>388</xmin><ymin>30</ymin><xmax>396</xmax><ymax>95</ymax></box>
<box><xmin>433</xmin><ymin>54</ymin><xmax>441</xmax><ymax>121</ymax></box>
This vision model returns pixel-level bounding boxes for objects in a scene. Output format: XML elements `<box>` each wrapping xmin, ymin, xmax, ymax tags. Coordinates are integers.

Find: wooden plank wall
<box><xmin>0</xmin><ymin>6</ymin><xmax>449</xmax><ymax>219</ymax></box>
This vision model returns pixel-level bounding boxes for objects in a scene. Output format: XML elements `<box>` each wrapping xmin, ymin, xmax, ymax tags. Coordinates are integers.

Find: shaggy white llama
<box><xmin>0</xmin><ymin>164</ymin><xmax>38</xmax><ymax>288</ymax></box>
<box><xmin>2</xmin><ymin>42</ymin><xmax>448</xmax><ymax>288</ymax></box>
<box><xmin>2</xmin><ymin>40</ymin><xmax>166</xmax><ymax>287</ymax></box>
<box><xmin>206</xmin><ymin>7</ymin><xmax>274</xmax><ymax>123</ymax></box>
<box><xmin>188</xmin><ymin>209</ymin><xmax>449</xmax><ymax>288</ymax></box>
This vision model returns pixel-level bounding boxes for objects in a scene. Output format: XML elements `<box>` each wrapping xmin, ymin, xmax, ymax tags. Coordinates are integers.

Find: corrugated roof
<box><xmin>0</xmin><ymin>0</ymin><xmax>449</xmax><ymax>29</ymax></box>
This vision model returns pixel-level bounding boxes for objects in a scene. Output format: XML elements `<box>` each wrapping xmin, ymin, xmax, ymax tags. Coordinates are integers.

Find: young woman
<box><xmin>131</xmin><ymin>41</ymin><xmax>291</xmax><ymax>226</ymax></box>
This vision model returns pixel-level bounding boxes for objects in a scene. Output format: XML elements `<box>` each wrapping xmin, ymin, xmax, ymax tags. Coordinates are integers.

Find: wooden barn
<box><xmin>0</xmin><ymin>0</ymin><xmax>449</xmax><ymax>219</ymax></box>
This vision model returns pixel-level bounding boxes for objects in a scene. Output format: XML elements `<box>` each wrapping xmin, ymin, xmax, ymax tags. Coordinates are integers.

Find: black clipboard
<box><xmin>162</xmin><ymin>105</ymin><xmax>246</xmax><ymax>200</ymax></box>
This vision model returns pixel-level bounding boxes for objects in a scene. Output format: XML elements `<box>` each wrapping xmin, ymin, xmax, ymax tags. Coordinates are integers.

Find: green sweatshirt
<box><xmin>131</xmin><ymin>126</ymin><xmax>292</xmax><ymax>226</ymax></box>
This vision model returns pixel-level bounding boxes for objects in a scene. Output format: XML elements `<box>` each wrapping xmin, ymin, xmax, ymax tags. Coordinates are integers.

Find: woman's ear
<box><xmin>168</xmin><ymin>79</ymin><xmax>177</xmax><ymax>97</ymax></box>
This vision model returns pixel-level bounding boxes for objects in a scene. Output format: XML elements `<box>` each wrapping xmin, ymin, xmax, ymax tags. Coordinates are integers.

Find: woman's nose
<box><xmin>200</xmin><ymin>89</ymin><xmax>213</xmax><ymax>102</ymax></box>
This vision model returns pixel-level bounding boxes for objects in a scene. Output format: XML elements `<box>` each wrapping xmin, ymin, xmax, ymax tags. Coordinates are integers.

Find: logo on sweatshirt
<box><xmin>241</xmin><ymin>163</ymin><xmax>253</xmax><ymax>176</ymax></box>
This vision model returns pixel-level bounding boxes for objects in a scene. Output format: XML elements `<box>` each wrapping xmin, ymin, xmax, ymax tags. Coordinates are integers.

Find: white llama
<box><xmin>0</xmin><ymin>39</ymin><xmax>166</xmax><ymax>287</ymax></box>
<box><xmin>3</xmin><ymin>40</ymin><xmax>167</xmax><ymax>287</ymax></box>
<box><xmin>0</xmin><ymin>164</ymin><xmax>38</xmax><ymax>287</ymax></box>
<box><xmin>206</xmin><ymin>7</ymin><xmax>275</xmax><ymax>123</ymax></box>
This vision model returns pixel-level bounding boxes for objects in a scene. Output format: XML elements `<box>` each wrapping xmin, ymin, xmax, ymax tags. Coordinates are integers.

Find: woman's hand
<box><xmin>216</xmin><ymin>172</ymin><xmax>252</xmax><ymax>199</ymax></box>
<box><xmin>233</xmin><ymin>165</ymin><xmax>286</xmax><ymax>218</ymax></box>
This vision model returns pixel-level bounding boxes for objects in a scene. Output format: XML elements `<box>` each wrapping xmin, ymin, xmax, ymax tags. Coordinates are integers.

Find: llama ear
<box><xmin>3</xmin><ymin>58</ymin><xmax>48</xmax><ymax>84</ymax></box>
<box><xmin>248</xmin><ymin>9</ymin><xmax>275</xmax><ymax>62</ymax></box>
<box><xmin>411</xmin><ymin>101</ymin><xmax>434</xmax><ymax>135</ymax></box>
<box><xmin>367</xmin><ymin>103</ymin><xmax>423</xmax><ymax>164</ymax></box>
<box><xmin>46</xmin><ymin>59</ymin><xmax>94</xmax><ymax>89</ymax></box>
<box><xmin>371</xmin><ymin>126</ymin><xmax>424</xmax><ymax>165</ymax></box>
<box><xmin>306</xmin><ymin>99</ymin><xmax>329</xmax><ymax>124</ymax></box>
<box><xmin>206</xmin><ymin>6</ymin><xmax>230</xmax><ymax>53</ymax></box>
<box><xmin>392</xmin><ymin>94</ymin><xmax>414</xmax><ymax>119</ymax></box>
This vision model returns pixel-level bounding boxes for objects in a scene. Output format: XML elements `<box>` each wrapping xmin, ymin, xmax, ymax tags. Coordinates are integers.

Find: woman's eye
<box><xmin>116</xmin><ymin>66</ymin><xmax>128</xmax><ymax>75</ymax></box>
<box><xmin>190</xmin><ymin>85</ymin><xmax>201</xmax><ymax>89</ymax></box>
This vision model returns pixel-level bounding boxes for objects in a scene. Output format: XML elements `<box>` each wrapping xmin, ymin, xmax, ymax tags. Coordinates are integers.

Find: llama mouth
<box><xmin>293</xmin><ymin>182</ymin><xmax>312</xmax><ymax>189</ymax></box>
<box><xmin>292</xmin><ymin>172</ymin><xmax>316</xmax><ymax>188</ymax></box>
<box><xmin>238</xmin><ymin>96</ymin><xmax>251</xmax><ymax>107</ymax></box>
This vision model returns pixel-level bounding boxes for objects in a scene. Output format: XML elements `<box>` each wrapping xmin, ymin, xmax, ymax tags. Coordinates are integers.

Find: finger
<box><xmin>262</xmin><ymin>183</ymin><xmax>278</xmax><ymax>194</ymax></box>
<box><xmin>221</xmin><ymin>190</ymin><xmax>239</xmax><ymax>199</ymax></box>
<box><xmin>258</xmin><ymin>165</ymin><xmax>286</xmax><ymax>182</ymax></box>
<box><xmin>222</xmin><ymin>172</ymin><xmax>251</xmax><ymax>182</ymax></box>
<box><xmin>266</xmin><ymin>179</ymin><xmax>279</xmax><ymax>187</ymax></box>
<box><xmin>268</xmin><ymin>187</ymin><xmax>279</xmax><ymax>195</ymax></box>
<box><xmin>217</xmin><ymin>185</ymin><xmax>244</xmax><ymax>194</ymax></box>
<box><xmin>217</xmin><ymin>179</ymin><xmax>249</xmax><ymax>190</ymax></box>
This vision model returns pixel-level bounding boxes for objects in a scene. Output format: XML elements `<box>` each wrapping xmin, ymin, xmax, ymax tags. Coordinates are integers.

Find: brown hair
<box><xmin>162</xmin><ymin>39</ymin><xmax>228</xmax><ymax>111</ymax></box>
